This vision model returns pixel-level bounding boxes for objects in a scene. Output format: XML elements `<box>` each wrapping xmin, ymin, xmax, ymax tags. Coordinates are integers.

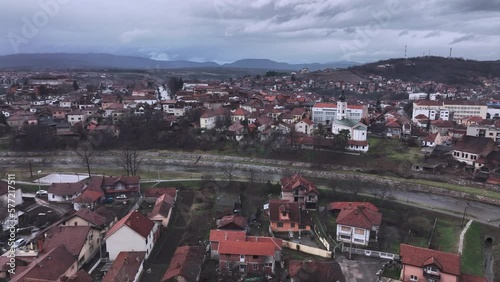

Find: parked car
<box><xmin>36</xmin><ymin>190</ymin><xmax>48</xmax><ymax>196</ymax></box>
<box><xmin>116</xmin><ymin>194</ymin><xmax>127</xmax><ymax>199</ymax></box>
<box><xmin>102</xmin><ymin>197</ymin><xmax>114</xmax><ymax>204</ymax></box>
<box><xmin>12</xmin><ymin>238</ymin><xmax>26</xmax><ymax>249</ymax></box>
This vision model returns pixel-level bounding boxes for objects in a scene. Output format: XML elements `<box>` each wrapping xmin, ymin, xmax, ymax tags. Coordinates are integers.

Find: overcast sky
<box><xmin>0</xmin><ymin>0</ymin><xmax>499</xmax><ymax>63</ymax></box>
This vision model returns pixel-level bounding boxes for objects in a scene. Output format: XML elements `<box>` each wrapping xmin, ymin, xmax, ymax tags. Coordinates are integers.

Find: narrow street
<box><xmin>140</xmin><ymin>190</ymin><xmax>195</xmax><ymax>282</ymax></box>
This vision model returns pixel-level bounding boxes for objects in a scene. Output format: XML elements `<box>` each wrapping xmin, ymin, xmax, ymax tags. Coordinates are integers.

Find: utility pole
<box><xmin>37</xmin><ymin>170</ymin><xmax>41</xmax><ymax>193</ymax></box>
<box><xmin>461</xmin><ymin>202</ymin><xmax>469</xmax><ymax>228</ymax></box>
<box><xmin>349</xmin><ymin>228</ymin><xmax>353</xmax><ymax>259</ymax></box>
<box><xmin>29</xmin><ymin>161</ymin><xmax>33</xmax><ymax>178</ymax></box>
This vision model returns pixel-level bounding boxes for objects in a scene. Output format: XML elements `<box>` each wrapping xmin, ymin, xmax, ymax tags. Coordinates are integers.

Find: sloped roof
<box><xmin>10</xmin><ymin>245</ymin><xmax>76</xmax><ymax>282</ymax></box>
<box><xmin>48</xmin><ymin>182</ymin><xmax>86</xmax><ymax>196</ymax></box>
<box><xmin>144</xmin><ymin>187</ymin><xmax>177</xmax><ymax>198</ymax></box>
<box><xmin>106</xmin><ymin>210</ymin><xmax>154</xmax><ymax>239</ymax></box>
<box><xmin>161</xmin><ymin>246</ymin><xmax>204</xmax><ymax>282</ymax></box>
<box><xmin>148</xmin><ymin>193</ymin><xmax>175</xmax><ymax>218</ymax></box>
<box><xmin>62</xmin><ymin>269</ymin><xmax>93</xmax><ymax>282</ymax></box>
<box><xmin>326</xmin><ymin>202</ymin><xmax>379</xmax><ymax>212</ymax></box>
<box><xmin>453</xmin><ymin>136</ymin><xmax>495</xmax><ymax>154</ymax></box>
<box><xmin>72</xmin><ymin>189</ymin><xmax>103</xmax><ymax>203</ymax></box>
<box><xmin>72</xmin><ymin>208</ymin><xmax>107</xmax><ymax>227</ymax></box>
<box><xmin>102</xmin><ymin>176</ymin><xmax>140</xmax><ymax>186</ymax></box>
<box><xmin>42</xmin><ymin>226</ymin><xmax>92</xmax><ymax>257</ymax></box>
<box><xmin>102</xmin><ymin>251</ymin><xmax>146</xmax><ymax>282</ymax></box>
<box><xmin>268</xmin><ymin>199</ymin><xmax>301</xmax><ymax>223</ymax></box>
<box><xmin>218</xmin><ymin>241</ymin><xmax>276</xmax><ymax>256</ymax></box>
<box><xmin>336</xmin><ymin>204</ymin><xmax>382</xmax><ymax>230</ymax></box>
<box><xmin>280</xmin><ymin>174</ymin><xmax>318</xmax><ymax>194</ymax></box>
<box><xmin>217</xmin><ymin>214</ymin><xmax>248</xmax><ymax>230</ymax></box>
<box><xmin>209</xmin><ymin>230</ymin><xmax>246</xmax><ymax>242</ymax></box>
<box><xmin>400</xmin><ymin>244</ymin><xmax>460</xmax><ymax>276</ymax></box>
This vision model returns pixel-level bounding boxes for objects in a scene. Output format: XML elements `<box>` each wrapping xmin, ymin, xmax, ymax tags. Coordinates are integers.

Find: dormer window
<box><xmin>281</xmin><ymin>212</ymin><xmax>287</xmax><ymax>217</ymax></box>
<box><xmin>426</xmin><ymin>265</ymin><xmax>439</xmax><ymax>273</ymax></box>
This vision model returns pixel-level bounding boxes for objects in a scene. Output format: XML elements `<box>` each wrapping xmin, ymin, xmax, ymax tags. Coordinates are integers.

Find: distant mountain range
<box><xmin>0</xmin><ymin>53</ymin><xmax>360</xmax><ymax>71</ymax></box>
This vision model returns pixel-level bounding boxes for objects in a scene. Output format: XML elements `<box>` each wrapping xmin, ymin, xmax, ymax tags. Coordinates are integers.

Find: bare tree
<box><xmin>75</xmin><ymin>142</ymin><xmax>94</xmax><ymax>177</ymax></box>
<box><xmin>221</xmin><ymin>166</ymin><xmax>235</xmax><ymax>187</ymax></box>
<box><xmin>116</xmin><ymin>147</ymin><xmax>142</xmax><ymax>176</ymax></box>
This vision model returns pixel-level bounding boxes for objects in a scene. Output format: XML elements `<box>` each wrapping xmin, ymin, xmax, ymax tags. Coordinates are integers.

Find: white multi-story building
<box><xmin>412</xmin><ymin>100</ymin><xmax>448</xmax><ymax>122</ymax></box>
<box><xmin>312</xmin><ymin>102</ymin><xmax>367</xmax><ymax>126</ymax></box>
<box><xmin>466</xmin><ymin>124</ymin><xmax>500</xmax><ymax>144</ymax></box>
<box><xmin>330</xmin><ymin>94</ymin><xmax>369</xmax><ymax>153</ymax></box>
<box><xmin>443</xmin><ymin>100</ymin><xmax>487</xmax><ymax>120</ymax></box>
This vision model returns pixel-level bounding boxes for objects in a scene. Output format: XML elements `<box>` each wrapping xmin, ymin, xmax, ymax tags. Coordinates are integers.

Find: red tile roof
<box><xmin>280</xmin><ymin>174</ymin><xmax>318</xmax><ymax>194</ymax></box>
<box><xmin>218</xmin><ymin>241</ymin><xmax>276</xmax><ymax>256</ymax></box>
<box><xmin>385</xmin><ymin>120</ymin><xmax>401</xmax><ymax>128</ymax></box>
<box><xmin>326</xmin><ymin>202</ymin><xmax>379</xmax><ymax>212</ymax></box>
<box><xmin>231</xmin><ymin>108</ymin><xmax>249</xmax><ymax>116</ymax></box>
<box><xmin>106</xmin><ymin>210</ymin><xmax>155</xmax><ymax>239</ymax></box>
<box><xmin>41</xmin><ymin>226</ymin><xmax>92</xmax><ymax>256</ymax></box>
<box><xmin>209</xmin><ymin>230</ymin><xmax>246</xmax><ymax>243</ymax></box>
<box><xmin>313</xmin><ymin>102</ymin><xmax>365</xmax><ymax>109</ymax></box>
<box><xmin>414</xmin><ymin>114</ymin><xmax>428</xmax><ymax>119</ymax></box>
<box><xmin>62</xmin><ymin>269</ymin><xmax>94</xmax><ymax>282</ymax></box>
<box><xmin>161</xmin><ymin>246</ymin><xmax>204</xmax><ymax>282</ymax></box>
<box><xmin>144</xmin><ymin>187</ymin><xmax>177</xmax><ymax>199</ymax></box>
<box><xmin>299</xmin><ymin>118</ymin><xmax>314</xmax><ymax>126</ymax></box>
<box><xmin>72</xmin><ymin>189</ymin><xmax>103</xmax><ymax>203</ymax></box>
<box><xmin>453</xmin><ymin>136</ymin><xmax>495</xmax><ymax>154</ymax></box>
<box><xmin>217</xmin><ymin>214</ymin><xmax>248</xmax><ymax>230</ymax></box>
<box><xmin>336</xmin><ymin>204</ymin><xmax>382</xmax><ymax>230</ymax></box>
<box><xmin>102</xmin><ymin>175</ymin><xmax>140</xmax><ymax>186</ymax></box>
<box><xmin>48</xmin><ymin>182</ymin><xmax>86</xmax><ymax>196</ymax></box>
<box><xmin>268</xmin><ymin>199</ymin><xmax>301</xmax><ymax>223</ymax></box>
<box><xmin>72</xmin><ymin>208</ymin><xmax>108</xmax><ymax>227</ymax></box>
<box><xmin>102</xmin><ymin>251</ymin><xmax>146</xmax><ymax>282</ymax></box>
<box><xmin>148</xmin><ymin>193</ymin><xmax>175</xmax><ymax>218</ymax></box>
<box><xmin>414</xmin><ymin>100</ymin><xmax>444</xmax><ymax>106</ymax></box>
<box><xmin>460</xmin><ymin>273</ymin><xmax>489</xmax><ymax>282</ymax></box>
<box><xmin>400</xmin><ymin>244</ymin><xmax>461</xmax><ymax>276</ymax></box>
<box><xmin>10</xmin><ymin>245</ymin><xmax>76</xmax><ymax>282</ymax></box>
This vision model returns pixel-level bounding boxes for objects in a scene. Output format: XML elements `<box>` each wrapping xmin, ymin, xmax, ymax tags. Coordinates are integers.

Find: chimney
<box><xmin>124</xmin><ymin>257</ymin><xmax>128</xmax><ymax>264</ymax></box>
<box><xmin>224</xmin><ymin>233</ymin><xmax>228</xmax><ymax>240</ymax></box>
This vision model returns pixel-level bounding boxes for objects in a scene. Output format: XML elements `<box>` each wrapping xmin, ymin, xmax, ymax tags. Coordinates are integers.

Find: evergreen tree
<box><xmin>72</xmin><ymin>80</ymin><xmax>79</xmax><ymax>91</ymax></box>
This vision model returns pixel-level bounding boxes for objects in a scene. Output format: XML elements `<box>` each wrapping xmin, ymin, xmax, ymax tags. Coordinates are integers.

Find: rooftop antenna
<box><xmin>405</xmin><ymin>45</ymin><xmax>407</xmax><ymax>59</ymax></box>
<box><xmin>449</xmin><ymin>47</ymin><xmax>453</xmax><ymax>58</ymax></box>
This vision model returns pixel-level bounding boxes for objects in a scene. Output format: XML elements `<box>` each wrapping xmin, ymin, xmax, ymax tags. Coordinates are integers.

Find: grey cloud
<box><xmin>398</xmin><ymin>30</ymin><xmax>409</xmax><ymax>36</ymax></box>
<box><xmin>450</xmin><ymin>34</ymin><xmax>476</xmax><ymax>44</ymax></box>
<box><xmin>425</xmin><ymin>31</ymin><xmax>441</xmax><ymax>38</ymax></box>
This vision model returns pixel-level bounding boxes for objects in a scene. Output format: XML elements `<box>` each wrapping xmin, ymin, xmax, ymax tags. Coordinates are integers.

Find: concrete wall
<box><xmin>282</xmin><ymin>240</ymin><xmax>332</xmax><ymax>258</ymax></box>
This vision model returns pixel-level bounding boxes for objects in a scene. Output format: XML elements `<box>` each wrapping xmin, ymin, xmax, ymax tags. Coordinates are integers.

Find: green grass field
<box><xmin>461</xmin><ymin>222</ymin><xmax>484</xmax><ymax>276</ymax></box>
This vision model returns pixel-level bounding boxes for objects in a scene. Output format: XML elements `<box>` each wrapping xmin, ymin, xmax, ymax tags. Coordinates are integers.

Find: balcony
<box><xmin>423</xmin><ymin>269</ymin><xmax>441</xmax><ymax>280</ymax></box>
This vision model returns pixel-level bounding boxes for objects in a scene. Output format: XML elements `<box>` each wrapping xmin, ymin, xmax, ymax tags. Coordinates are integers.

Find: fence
<box><xmin>282</xmin><ymin>240</ymin><xmax>333</xmax><ymax>258</ymax></box>
<box><xmin>342</xmin><ymin>246</ymin><xmax>399</xmax><ymax>260</ymax></box>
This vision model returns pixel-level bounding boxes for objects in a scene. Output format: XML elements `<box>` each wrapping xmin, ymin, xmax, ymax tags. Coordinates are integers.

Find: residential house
<box><xmin>161</xmin><ymin>100</ymin><xmax>190</xmax><ymax>116</ymax></box>
<box><xmin>268</xmin><ymin>199</ymin><xmax>312</xmax><ymax>233</ymax></box>
<box><xmin>467</xmin><ymin>124</ymin><xmax>500</xmax><ymax>145</ymax></box>
<box><xmin>72</xmin><ymin>188</ymin><xmax>104</xmax><ymax>211</ymax></box>
<box><xmin>288</xmin><ymin>260</ymin><xmax>345</xmax><ymax>282</ymax></box>
<box><xmin>217</xmin><ymin>235</ymin><xmax>282</xmax><ymax>275</ymax></box>
<box><xmin>144</xmin><ymin>187</ymin><xmax>177</xmax><ymax>204</ymax></box>
<box><xmin>400</xmin><ymin>244</ymin><xmax>461</xmax><ymax>282</ymax></box>
<box><xmin>200</xmin><ymin>110</ymin><xmax>217</xmax><ymax>129</ymax></box>
<box><xmin>295</xmin><ymin>118</ymin><xmax>314</xmax><ymax>135</ymax></box>
<box><xmin>51</xmin><ymin>107</ymin><xmax>72</xmax><ymax>120</ymax></box>
<box><xmin>216</xmin><ymin>215</ymin><xmax>248</xmax><ymax>231</ymax></box>
<box><xmin>231</xmin><ymin>108</ymin><xmax>249</xmax><ymax>122</ymax></box>
<box><xmin>430</xmin><ymin>119</ymin><xmax>454</xmax><ymax>135</ymax></box>
<box><xmin>38</xmin><ymin>225</ymin><xmax>101</xmax><ymax>268</ymax></box>
<box><xmin>385</xmin><ymin>120</ymin><xmax>402</xmax><ymax>138</ymax></box>
<box><xmin>412</xmin><ymin>100</ymin><xmax>449</xmax><ymax>122</ymax></box>
<box><xmin>102</xmin><ymin>251</ymin><xmax>146</xmax><ymax>282</ymax></box>
<box><xmin>67</xmin><ymin>109</ymin><xmax>87</xmax><ymax>126</ymax></box>
<box><xmin>329</xmin><ymin>202</ymin><xmax>382</xmax><ymax>246</ymax></box>
<box><xmin>161</xmin><ymin>246</ymin><xmax>205</xmax><ymax>282</ymax></box>
<box><xmin>227</xmin><ymin>123</ymin><xmax>245</xmax><ymax>141</ymax></box>
<box><xmin>48</xmin><ymin>182</ymin><xmax>86</xmax><ymax>202</ymax></box>
<box><xmin>101</xmin><ymin>176</ymin><xmax>141</xmax><ymax>197</ymax></box>
<box><xmin>10</xmin><ymin>245</ymin><xmax>78</xmax><ymax>282</ymax></box>
<box><xmin>148</xmin><ymin>193</ymin><xmax>175</xmax><ymax>227</ymax></box>
<box><xmin>422</xmin><ymin>132</ymin><xmax>442</xmax><ymax>148</ymax></box>
<box><xmin>452</xmin><ymin>136</ymin><xmax>498</xmax><ymax>166</ymax></box>
<box><xmin>280</xmin><ymin>174</ymin><xmax>319</xmax><ymax>209</ymax></box>
<box><xmin>105</xmin><ymin>210</ymin><xmax>159</xmax><ymax>260</ymax></box>
<box><xmin>209</xmin><ymin>230</ymin><xmax>247</xmax><ymax>259</ymax></box>
<box><xmin>61</xmin><ymin>208</ymin><xmax>111</xmax><ymax>235</ymax></box>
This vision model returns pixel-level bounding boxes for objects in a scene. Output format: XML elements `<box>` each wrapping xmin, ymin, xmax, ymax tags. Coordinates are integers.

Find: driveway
<box><xmin>336</xmin><ymin>255</ymin><xmax>385</xmax><ymax>282</ymax></box>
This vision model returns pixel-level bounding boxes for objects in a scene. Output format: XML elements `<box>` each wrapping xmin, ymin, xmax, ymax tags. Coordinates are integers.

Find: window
<box><xmin>426</xmin><ymin>265</ymin><xmax>438</xmax><ymax>272</ymax></box>
<box><xmin>410</xmin><ymin>275</ymin><xmax>418</xmax><ymax>281</ymax></box>
<box><xmin>253</xmin><ymin>264</ymin><xmax>258</xmax><ymax>270</ymax></box>
<box><xmin>74</xmin><ymin>222</ymin><xmax>77</xmax><ymax>226</ymax></box>
<box><xmin>265</xmin><ymin>263</ymin><xmax>272</xmax><ymax>267</ymax></box>
<box><xmin>298</xmin><ymin>224</ymin><xmax>306</xmax><ymax>229</ymax></box>
<box><xmin>277</xmin><ymin>222</ymin><xmax>283</xmax><ymax>227</ymax></box>
<box><xmin>340</xmin><ymin>235</ymin><xmax>351</xmax><ymax>240</ymax></box>
<box><xmin>354</xmin><ymin>239</ymin><xmax>364</xmax><ymax>243</ymax></box>
<box><xmin>252</xmin><ymin>255</ymin><xmax>258</xmax><ymax>259</ymax></box>
<box><xmin>341</xmin><ymin>226</ymin><xmax>351</xmax><ymax>232</ymax></box>
<box><xmin>354</xmin><ymin>228</ymin><xmax>364</xmax><ymax>235</ymax></box>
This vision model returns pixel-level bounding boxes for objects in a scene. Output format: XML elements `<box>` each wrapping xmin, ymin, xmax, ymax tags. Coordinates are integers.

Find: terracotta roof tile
<box><xmin>336</xmin><ymin>204</ymin><xmax>382</xmax><ymax>230</ymax></box>
<box><xmin>105</xmin><ymin>210</ymin><xmax>155</xmax><ymax>239</ymax></box>
<box><xmin>73</xmin><ymin>208</ymin><xmax>108</xmax><ymax>227</ymax></box>
<box><xmin>148</xmin><ymin>193</ymin><xmax>175</xmax><ymax>218</ymax></box>
<box><xmin>326</xmin><ymin>202</ymin><xmax>379</xmax><ymax>212</ymax></box>
<box><xmin>209</xmin><ymin>230</ymin><xmax>246</xmax><ymax>243</ymax></box>
<box><xmin>41</xmin><ymin>226</ymin><xmax>92</xmax><ymax>256</ymax></box>
<box><xmin>161</xmin><ymin>246</ymin><xmax>204</xmax><ymax>282</ymax></box>
<box><xmin>400</xmin><ymin>244</ymin><xmax>460</xmax><ymax>276</ymax></box>
<box><xmin>10</xmin><ymin>245</ymin><xmax>76</xmax><ymax>282</ymax></box>
<box><xmin>218</xmin><ymin>241</ymin><xmax>276</xmax><ymax>256</ymax></box>
<box><xmin>280</xmin><ymin>174</ymin><xmax>318</xmax><ymax>194</ymax></box>
<box><xmin>48</xmin><ymin>182</ymin><xmax>86</xmax><ymax>197</ymax></box>
<box><xmin>217</xmin><ymin>215</ymin><xmax>248</xmax><ymax>230</ymax></box>
<box><xmin>102</xmin><ymin>251</ymin><xmax>146</xmax><ymax>282</ymax></box>
<box><xmin>144</xmin><ymin>187</ymin><xmax>177</xmax><ymax>198</ymax></box>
